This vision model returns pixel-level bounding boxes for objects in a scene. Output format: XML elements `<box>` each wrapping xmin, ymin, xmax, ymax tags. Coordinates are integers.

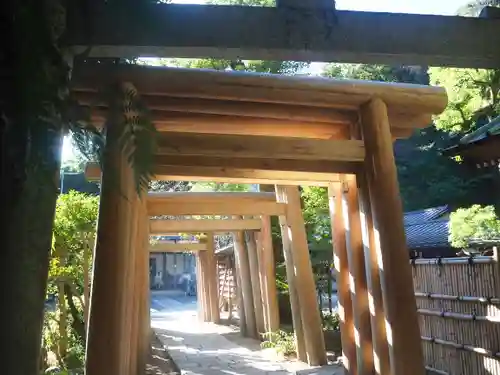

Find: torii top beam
<box><xmin>78</xmin><ymin>63</ymin><xmax>446</xmax><ymax>187</ymax></box>
<box><xmin>65</xmin><ymin>3</ymin><xmax>500</xmax><ymax>69</ymax></box>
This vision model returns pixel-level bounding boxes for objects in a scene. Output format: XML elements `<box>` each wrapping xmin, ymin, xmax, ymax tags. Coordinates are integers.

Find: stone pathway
<box><xmin>150</xmin><ymin>291</ymin><xmax>342</xmax><ymax>375</ymax></box>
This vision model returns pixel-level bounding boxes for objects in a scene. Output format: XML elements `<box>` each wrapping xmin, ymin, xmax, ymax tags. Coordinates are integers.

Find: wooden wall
<box><xmin>216</xmin><ymin>254</ymin><xmax>237</xmax><ymax>313</ymax></box>
<box><xmin>411</xmin><ymin>256</ymin><xmax>500</xmax><ymax>375</ymax></box>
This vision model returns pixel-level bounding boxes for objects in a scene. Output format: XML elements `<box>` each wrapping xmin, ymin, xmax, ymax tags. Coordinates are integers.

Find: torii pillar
<box><xmin>85</xmin><ymin>120</ymin><xmax>143</xmax><ymax>375</ymax></box>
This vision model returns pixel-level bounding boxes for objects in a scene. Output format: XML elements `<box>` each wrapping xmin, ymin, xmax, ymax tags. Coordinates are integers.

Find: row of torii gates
<box><xmin>75</xmin><ymin>62</ymin><xmax>448</xmax><ymax>375</ymax></box>
<box><xmin>147</xmin><ymin>207</ymin><xmax>279</xmax><ymax>335</ymax></box>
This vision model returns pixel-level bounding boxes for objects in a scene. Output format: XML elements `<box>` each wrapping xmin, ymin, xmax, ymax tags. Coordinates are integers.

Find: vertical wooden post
<box><xmin>195</xmin><ymin>254</ymin><xmax>205</xmax><ymax>322</ymax></box>
<box><xmin>85</xmin><ymin>120</ymin><xmax>136</xmax><ymax>375</ymax></box>
<box><xmin>343</xmin><ymin>175</ymin><xmax>374</xmax><ymax>375</ymax></box>
<box><xmin>233</xmin><ymin>229</ymin><xmax>257</xmax><ymax>338</ymax></box>
<box><xmin>206</xmin><ymin>233</ymin><xmax>220</xmax><ymax>323</ymax></box>
<box><xmin>234</xmin><ymin>256</ymin><xmax>247</xmax><ymax>336</ymax></box>
<box><xmin>358</xmin><ymin>177</ymin><xmax>391</xmax><ymax>375</ymax></box>
<box><xmin>245</xmin><ymin>230</ymin><xmax>266</xmax><ymax>335</ymax></box>
<box><xmin>199</xmin><ymin>249</ymin><xmax>211</xmax><ymax>322</ymax></box>
<box><xmin>276</xmin><ymin>185</ymin><xmax>327</xmax><ymax>366</ymax></box>
<box><xmin>360</xmin><ymin>97</ymin><xmax>425</xmax><ymax>375</ymax></box>
<box><xmin>328</xmin><ymin>182</ymin><xmax>357</xmax><ymax>375</ymax></box>
<box><xmin>255</xmin><ymin>233</ymin><xmax>269</xmax><ymax>332</ymax></box>
<box><xmin>120</xmin><ymin>190</ymin><xmax>140</xmax><ymax>375</ymax></box>
<box><xmin>276</xmin><ymin>189</ymin><xmax>306</xmax><ymax>363</ymax></box>
<box><xmin>130</xmin><ymin>194</ymin><xmax>149</xmax><ymax>375</ymax></box>
<box><xmin>136</xmin><ymin>197</ymin><xmax>151</xmax><ymax>374</ymax></box>
<box><xmin>260</xmin><ymin>215</ymin><xmax>280</xmax><ymax>333</ymax></box>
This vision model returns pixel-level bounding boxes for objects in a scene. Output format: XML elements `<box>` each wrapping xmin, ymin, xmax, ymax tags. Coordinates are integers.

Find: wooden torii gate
<box><xmin>75</xmin><ymin>63</ymin><xmax>448</xmax><ymax>375</ymax></box>
<box><xmin>144</xmin><ymin>200</ymin><xmax>281</xmax><ymax>333</ymax></box>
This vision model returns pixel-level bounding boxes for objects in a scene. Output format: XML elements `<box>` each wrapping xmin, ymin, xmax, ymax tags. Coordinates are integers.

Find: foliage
<box><xmin>43</xmin><ymin>192</ymin><xmax>98</xmax><ymax>371</ymax></box>
<box><xmin>324</xmin><ymin>64</ymin><xmax>429</xmax><ymax>85</ymax></box>
<box><xmin>261</xmin><ymin>330</ymin><xmax>296</xmax><ymax>356</ymax></box>
<box><xmin>191</xmin><ymin>182</ymin><xmax>253</xmax><ymax>192</ymax></box>
<box><xmin>68</xmin><ymin>75</ymin><xmax>159</xmax><ymax>193</ymax></box>
<box><xmin>321</xmin><ymin>63</ymin><xmax>500</xmax><ymax>214</ymax></box>
<box><xmin>449</xmin><ymin>205</ymin><xmax>500</xmax><ymax>248</ymax></box>
<box><xmin>457</xmin><ymin>0</ymin><xmax>500</xmax><ymax>16</ymax></box>
<box><xmin>321</xmin><ymin>312</ymin><xmax>341</xmax><ymax>331</ymax></box>
<box><xmin>429</xmin><ymin>67</ymin><xmax>500</xmax><ymax>134</ymax></box>
<box><xmin>395</xmin><ymin>127</ymin><xmax>498</xmax><ymax>211</ymax></box>
<box><xmin>275</xmin><ymin>262</ymin><xmax>289</xmax><ymax>292</ymax></box>
<box><xmin>149</xmin><ymin>180</ymin><xmax>191</xmax><ymax>192</ymax></box>
<box><xmin>429</xmin><ymin>1</ymin><xmax>500</xmax><ymax>135</ymax></box>
<box><xmin>301</xmin><ymin>186</ymin><xmax>330</xmax><ymax>246</ymax></box>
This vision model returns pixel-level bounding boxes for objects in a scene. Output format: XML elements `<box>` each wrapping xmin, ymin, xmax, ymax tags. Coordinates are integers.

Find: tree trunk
<box><xmin>64</xmin><ymin>283</ymin><xmax>86</xmax><ymax>343</ymax></box>
<box><xmin>1</xmin><ymin>130</ymin><xmax>62</xmax><ymax>375</ymax></box>
<box><xmin>1</xmin><ymin>2</ymin><xmax>67</xmax><ymax>373</ymax></box>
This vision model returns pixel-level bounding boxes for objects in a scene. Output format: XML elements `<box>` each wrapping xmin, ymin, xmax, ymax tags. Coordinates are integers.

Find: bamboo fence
<box><xmin>411</xmin><ymin>255</ymin><xmax>500</xmax><ymax>375</ymax></box>
<box><xmin>216</xmin><ymin>254</ymin><xmax>237</xmax><ymax>316</ymax></box>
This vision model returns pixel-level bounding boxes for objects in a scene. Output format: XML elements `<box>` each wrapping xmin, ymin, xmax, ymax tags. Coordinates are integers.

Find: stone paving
<box><xmin>150</xmin><ymin>291</ymin><xmax>342</xmax><ymax>375</ymax></box>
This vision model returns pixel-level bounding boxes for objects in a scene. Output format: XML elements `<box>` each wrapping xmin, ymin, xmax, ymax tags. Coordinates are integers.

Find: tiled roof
<box><xmin>405</xmin><ymin>218</ymin><xmax>450</xmax><ymax>249</ymax></box>
<box><xmin>403</xmin><ymin>205</ymin><xmax>449</xmax><ymax>226</ymax></box>
<box><xmin>459</xmin><ymin>115</ymin><xmax>500</xmax><ymax>145</ymax></box>
<box><xmin>404</xmin><ymin>205</ymin><xmax>450</xmax><ymax>249</ymax></box>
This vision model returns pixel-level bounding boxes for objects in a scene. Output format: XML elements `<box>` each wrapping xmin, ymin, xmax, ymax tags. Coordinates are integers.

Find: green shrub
<box><xmin>260</xmin><ymin>330</ymin><xmax>296</xmax><ymax>356</ymax></box>
<box><xmin>321</xmin><ymin>311</ymin><xmax>341</xmax><ymax>331</ymax></box>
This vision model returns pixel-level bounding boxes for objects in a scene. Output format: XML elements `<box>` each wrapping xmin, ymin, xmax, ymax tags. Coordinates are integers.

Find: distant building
<box><xmin>149</xmin><ymin>235</ymin><xmax>197</xmax><ymax>291</ymax></box>
<box><xmin>404</xmin><ymin>205</ymin><xmax>457</xmax><ymax>258</ymax></box>
<box><xmin>443</xmin><ymin>115</ymin><xmax>500</xmax><ymax>170</ymax></box>
<box><xmin>60</xmin><ymin>172</ymin><xmax>100</xmax><ymax>195</ymax></box>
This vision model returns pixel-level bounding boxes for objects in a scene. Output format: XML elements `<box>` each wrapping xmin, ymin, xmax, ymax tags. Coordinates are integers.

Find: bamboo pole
<box><xmin>414</xmin><ymin>292</ymin><xmax>500</xmax><ymax>304</ymax></box>
<box><xmin>425</xmin><ymin>366</ymin><xmax>449</xmax><ymax>375</ymax></box>
<box><xmin>410</xmin><ymin>257</ymin><xmax>495</xmax><ymax>265</ymax></box>
<box><xmin>417</xmin><ymin>309</ymin><xmax>500</xmax><ymax>323</ymax></box>
<box><xmin>360</xmin><ymin>97</ymin><xmax>424</xmax><ymax>375</ymax></box>
<box><xmin>233</xmin><ymin>228</ymin><xmax>257</xmax><ymax>337</ymax></box>
<box><xmin>343</xmin><ymin>175</ymin><xmax>374</xmax><ymax>375</ymax></box>
<box><xmin>260</xmin><ymin>215</ymin><xmax>280</xmax><ymax>333</ymax></box>
<box><xmin>276</xmin><ymin>185</ymin><xmax>327</xmax><ymax>366</ymax></box>
<box><xmin>328</xmin><ymin>182</ymin><xmax>357</xmax><ymax>375</ymax></box>
<box><xmin>246</xmin><ymin>230</ymin><xmax>266</xmax><ymax>335</ymax></box>
<box><xmin>421</xmin><ymin>336</ymin><xmax>500</xmax><ymax>358</ymax></box>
